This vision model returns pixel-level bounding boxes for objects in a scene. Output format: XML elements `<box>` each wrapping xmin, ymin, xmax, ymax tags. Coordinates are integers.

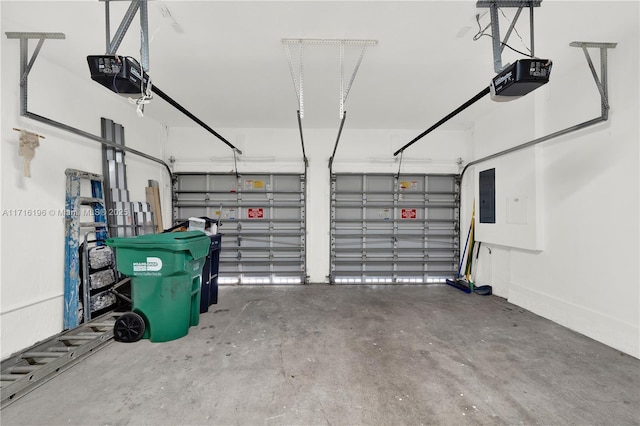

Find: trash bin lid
<box><xmin>106</xmin><ymin>231</ymin><xmax>211</xmax><ymax>259</ymax></box>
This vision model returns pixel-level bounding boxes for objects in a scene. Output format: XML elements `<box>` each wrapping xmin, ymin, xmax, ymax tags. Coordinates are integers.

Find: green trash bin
<box><xmin>106</xmin><ymin>231</ymin><xmax>211</xmax><ymax>342</ymax></box>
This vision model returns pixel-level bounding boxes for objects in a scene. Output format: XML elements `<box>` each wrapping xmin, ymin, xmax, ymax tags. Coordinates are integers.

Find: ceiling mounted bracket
<box><xmin>339</xmin><ymin>41</ymin><xmax>370</xmax><ymax>119</ymax></box>
<box><xmin>283</xmin><ymin>41</ymin><xmax>304</xmax><ymax>118</ymax></box>
<box><xmin>476</xmin><ymin>1</ymin><xmax>541</xmax><ymax>72</ymax></box>
<box><xmin>102</xmin><ymin>0</ymin><xmax>150</xmax><ymax>72</ymax></box>
<box><xmin>570</xmin><ymin>41</ymin><xmax>617</xmax><ymax>116</ymax></box>
<box><xmin>282</xmin><ymin>38</ymin><xmax>377</xmax><ymax>119</ymax></box>
<box><xmin>5</xmin><ymin>32</ymin><xmax>66</xmax><ymax>115</ymax></box>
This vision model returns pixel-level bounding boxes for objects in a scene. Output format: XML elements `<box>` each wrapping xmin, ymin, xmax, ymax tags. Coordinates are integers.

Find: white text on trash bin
<box><xmin>133</xmin><ymin>257</ymin><xmax>163</xmax><ymax>272</ymax></box>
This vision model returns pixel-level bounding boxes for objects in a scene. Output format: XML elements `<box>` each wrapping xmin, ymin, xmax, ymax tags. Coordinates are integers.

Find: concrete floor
<box><xmin>1</xmin><ymin>284</ymin><xmax>639</xmax><ymax>425</ymax></box>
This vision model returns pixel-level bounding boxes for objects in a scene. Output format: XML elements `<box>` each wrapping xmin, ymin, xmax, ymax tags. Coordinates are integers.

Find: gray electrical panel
<box><xmin>479</xmin><ymin>168</ymin><xmax>496</xmax><ymax>223</ymax></box>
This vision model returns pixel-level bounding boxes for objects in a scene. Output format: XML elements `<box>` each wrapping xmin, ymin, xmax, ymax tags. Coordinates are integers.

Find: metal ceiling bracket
<box><xmin>103</xmin><ymin>0</ymin><xmax>149</xmax><ymax>71</ymax></box>
<box><xmin>476</xmin><ymin>1</ymin><xmax>541</xmax><ymax>72</ymax></box>
<box><xmin>339</xmin><ymin>42</ymin><xmax>345</xmax><ymax>119</ymax></box>
<box><xmin>489</xmin><ymin>3</ymin><xmax>503</xmax><ymax>72</ymax></box>
<box><xmin>105</xmin><ymin>0</ymin><xmax>140</xmax><ymax>55</ymax></box>
<box><xmin>476</xmin><ymin>0</ymin><xmax>541</xmax><ymax>8</ymax></box>
<box><xmin>340</xmin><ymin>42</ymin><xmax>369</xmax><ymax>119</ymax></box>
<box><xmin>139</xmin><ymin>0</ymin><xmax>149</xmax><ymax>71</ymax></box>
<box><xmin>501</xmin><ymin>7</ymin><xmax>523</xmax><ymax>55</ymax></box>
<box><xmin>529</xmin><ymin>5</ymin><xmax>535</xmax><ymax>57</ymax></box>
<box><xmin>283</xmin><ymin>42</ymin><xmax>304</xmax><ymax>118</ymax></box>
<box><xmin>5</xmin><ymin>32</ymin><xmax>66</xmax><ymax>115</ymax></box>
<box><xmin>570</xmin><ymin>41</ymin><xmax>617</xmax><ymax>116</ymax></box>
<box><xmin>282</xmin><ymin>38</ymin><xmax>377</xmax><ymax>119</ymax></box>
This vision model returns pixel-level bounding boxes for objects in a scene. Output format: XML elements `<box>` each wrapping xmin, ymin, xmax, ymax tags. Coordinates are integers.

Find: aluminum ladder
<box><xmin>0</xmin><ymin>312</ymin><xmax>119</xmax><ymax>408</ymax></box>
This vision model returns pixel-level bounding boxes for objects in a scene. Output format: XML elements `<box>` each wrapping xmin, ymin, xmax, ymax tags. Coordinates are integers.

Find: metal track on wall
<box><xmin>173</xmin><ymin>173</ymin><xmax>307</xmax><ymax>284</ymax></box>
<box><xmin>330</xmin><ymin>173</ymin><xmax>460</xmax><ymax>284</ymax></box>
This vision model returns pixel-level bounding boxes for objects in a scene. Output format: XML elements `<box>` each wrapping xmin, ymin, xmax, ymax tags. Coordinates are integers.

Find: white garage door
<box><xmin>330</xmin><ymin>173</ymin><xmax>460</xmax><ymax>284</ymax></box>
<box><xmin>173</xmin><ymin>173</ymin><xmax>306</xmax><ymax>284</ymax></box>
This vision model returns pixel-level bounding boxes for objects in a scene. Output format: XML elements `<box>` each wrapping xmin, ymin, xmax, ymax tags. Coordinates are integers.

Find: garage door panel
<box><xmin>426</xmin><ymin>207</ymin><xmax>456</xmax><ymax>221</ymax></box>
<box><xmin>364</xmin><ymin>240</ymin><xmax>395</xmax><ymax>250</ymax></box>
<box><xmin>365</xmin><ymin>208</ymin><xmax>396</xmax><ymax>221</ymax></box>
<box><xmin>273</xmin><ymin>175</ymin><xmax>301</xmax><ymax>191</ymax></box>
<box><xmin>176</xmin><ymin>174</ymin><xmax>207</xmax><ymax>189</ymax></box>
<box><xmin>331</xmin><ymin>173</ymin><xmax>459</xmax><ymax>284</ymax></box>
<box><xmin>274</xmin><ymin>239</ymin><xmax>304</xmax><ymax>249</ymax></box>
<box><xmin>173</xmin><ymin>207</ymin><xmax>209</xmax><ymax>220</ymax></box>
<box><xmin>174</xmin><ymin>173</ymin><xmax>306</xmax><ymax>285</ymax></box>
<box><xmin>273</xmin><ymin>208</ymin><xmax>303</xmax><ymax>220</ymax></box>
<box><xmin>335</xmin><ymin>175</ymin><xmax>363</xmax><ymax>191</ymax></box>
<box><xmin>396</xmin><ymin>238</ymin><xmax>425</xmax><ymax>250</ymax></box>
<box><xmin>239</xmin><ymin>238</ymin><xmax>270</xmax><ymax>249</ymax></box>
<box><xmin>335</xmin><ymin>208</ymin><xmax>364</xmax><ymax>221</ymax></box>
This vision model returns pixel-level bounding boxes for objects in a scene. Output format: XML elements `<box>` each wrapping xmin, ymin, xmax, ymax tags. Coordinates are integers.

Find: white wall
<box><xmin>167</xmin><ymin>125</ymin><xmax>471</xmax><ymax>284</ymax></box>
<box><xmin>3</xmin><ymin>0</ymin><xmax>636</xmax><ymax>362</ymax></box>
<box><xmin>1</xmin><ymin>23</ymin><xmax>171</xmax><ymax>359</ymax></box>
<box><xmin>463</xmin><ymin>2</ymin><xmax>640</xmax><ymax>358</ymax></box>
<box><xmin>1</xmin><ymin>1</ymin><xmax>471</xmax><ymax>359</ymax></box>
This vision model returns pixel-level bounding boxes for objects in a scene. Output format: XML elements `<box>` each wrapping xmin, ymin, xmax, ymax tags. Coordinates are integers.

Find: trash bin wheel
<box><xmin>114</xmin><ymin>312</ymin><xmax>146</xmax><ymax>343</ymax></box>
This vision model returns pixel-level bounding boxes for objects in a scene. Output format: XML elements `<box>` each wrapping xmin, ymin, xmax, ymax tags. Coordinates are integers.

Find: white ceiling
<box><xmin>2</xmin><ymin>1</ymin><xmax>633</xmax><ymax>131</ymax></box>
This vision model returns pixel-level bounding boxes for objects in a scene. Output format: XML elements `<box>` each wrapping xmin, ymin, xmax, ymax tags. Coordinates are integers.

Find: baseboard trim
<box><xmin>508</xmin><ymin>284</ymin><xmax>639</xmax><ymax>359</ymax></box>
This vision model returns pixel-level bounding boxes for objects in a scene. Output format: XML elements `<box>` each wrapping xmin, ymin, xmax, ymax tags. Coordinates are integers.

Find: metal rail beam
<box><xmin>393</xmin><ymin>88</ymin><xmax>490</xmax><ymax>157</ymax></box>
<box><xmin>297</xmin><ymin>110</ymin><xmax>309</xmax><ymax>168</ymax></box>
<box><xmin>152</xmin><ymin>85</ymin><xmax>242</xmax><ymax>155</ymax></box>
